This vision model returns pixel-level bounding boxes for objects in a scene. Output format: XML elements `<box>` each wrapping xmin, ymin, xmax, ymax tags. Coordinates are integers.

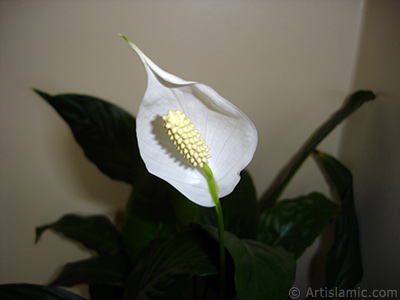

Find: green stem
<box><xmin>202</xmin><ymin>164</ymin><xmax>225</xmax><ymax>299</ymax></box>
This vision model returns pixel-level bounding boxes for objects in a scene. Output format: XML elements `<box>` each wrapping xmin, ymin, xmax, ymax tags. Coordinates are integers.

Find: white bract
<box><xmin>121</xmin><ymin>35</ymin><xmax>258</xmax><ymax>207</ymax></box>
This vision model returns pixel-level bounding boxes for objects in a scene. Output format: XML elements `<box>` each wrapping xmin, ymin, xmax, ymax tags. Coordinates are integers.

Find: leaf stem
<box><xmin>202</xmin><ymin>164</ymin><xmax>225</xmax><ymax>299</ymax></box>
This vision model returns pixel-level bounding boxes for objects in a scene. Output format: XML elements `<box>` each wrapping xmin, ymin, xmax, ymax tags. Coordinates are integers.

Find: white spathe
<box><xmin>121</xmin><ymin>35</ymin><xmax>258</xmax><ymax>207</ymax></box>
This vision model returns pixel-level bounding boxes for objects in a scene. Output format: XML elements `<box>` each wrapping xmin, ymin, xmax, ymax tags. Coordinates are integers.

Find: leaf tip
<box><xmin>35</xmin><ymin>225</ymin><xmax>49</xmax><ymax>244</ymax></box>
<box><xmin>32</xmin><ymin>88</ymin><xmax>43</xmax><ymax>95</ymax></box>
<box><xmin>33</xmin><ymin>88</ymin><xmax>51</xmax><ymax>100</ymax></box>
<box><xmin>312</xmin><ymin>149</ymin><xmax>325</xmax><ymax>160</ymax></box>
<box><xmin>348</xmin><ymin>90</ymin><xmax>376</xmax><ymax>106</ymax></box>
<box><xmin>35</xmin><ymin>228</ymin><xmax>42</xmax><ymax>244</ymax></box>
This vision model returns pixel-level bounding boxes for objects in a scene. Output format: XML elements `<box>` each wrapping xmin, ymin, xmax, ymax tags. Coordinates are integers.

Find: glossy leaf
<box><xmin>168</xmin><ymin>189</ymin><xmax>201</xmax><ymax>228</ymax></box>
<box><xmin>122</xmin><ymin>214</ymin><xmax>173</xmax><ymax>261</ymax></box>
<box><xmin>120</xmin><ymin>35</ymin><xmax>258</xmax><ymax>207</ymax></box>
<box><xmin>36</xmin><ymin>214</ymin><xmax>124</xmax><ymax>255</ymax></box>
<box><xmin>123</xmin><ymin>226</ymin><xmax>218</xmax><ymax>300</ymax></box>
<box><xmin>34</xmin><ymin>89</ymin><xmax>144</xmax><ymax>185</ymax></box>
<box><xmin>205</xmin><ymin>227</ymin><xmax>296</xmax><ymax>300</ymax></box>
<box><xmin>51</xmin><ymin>254</ymin><xmax>131</xmax><ymax>287</ymax></box>
<box><xmin>200</xmin><ymin>170</ymin><xmax>257</xmax><ymax>239</ymax></box>
<box><xmin>258</xmin><ymin>90</ymin><xmax>376</xmax><ymax>213</ymax></box>
<box><xmin>0</xmin><ymin>284</ymin><xmax>86</xmax><ymax>300</ymax></box>
<box><xmin>256</xmin><ymin>192</ymin><xmax>339</xmax><ymax>259</ymax></box>
<box><xmin>313</xmin><ymin>150</ymin><xmax>363</xmax><ymax>290</ymax></box>
<box><xmin>122</xmin><ymin>174</ymin><xmax>176</xmax><ymax>260</ymax></box>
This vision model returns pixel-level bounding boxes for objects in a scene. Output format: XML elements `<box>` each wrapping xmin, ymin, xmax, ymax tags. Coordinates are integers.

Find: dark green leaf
<box><xmin>0</xmin><ymin>284</ymin><xmax>86</xmax><ymax>300</ymax></box>
<box><xmin>124</xmin><ymin>174</ymin><xmax>176</xmax><ymax>224</ymax></box>
<box><xmin>256</xmin><ymin>192</ymin><xmax>339</xmax><ymax>259</ymax></box>
<box><xmin>51</xmin><ymin>254</ymin><xmax>131</xmax><ymax>287</ymax></box>
<box><xmin>34</xmin><ymin>89</ymin><xmax>144</xmax><ymax>185</ymax></box>
<box><xmin>36</xmin><ymin>214</ymin><xmax>124</xmax><ymax>255</ymax></box>
<box><xmin>258</xmin><ymin>90</ymin><xmax>376</xmax><ymax>213</ymax></box>
<box><xmin>89</xmin><ymin>284</ymin><xmax>124</xmax><ymax>300</ymax></box>
<box><xmin>122</xmin><ymin>174</ymin><xmax>176</xmax><ymax>260</ymax></box>
<box><xmin>200</xmin><ymin>170</ymin><xmax>257</xmax><ymax>239</ymax></box>
<box><xmin>313</xmin><ymin>151</ymin><xmax>363</xmax><ymax>290</ymax></box>
<box><xmin>168</xmin><ymin>188</ymin><xmax>201</xmax><ymax>228</ymax></box>
<box><xmin>122</xmin><ymin>213</ymin><xmax>173</xmax><ymax>261</ymax></box>
<box><xmin>123</xmin><ymin>226</ymin><xmax>218</xmax><ymax>300</ymax></box>
<box><xmin>205</xmin><ymin>227</ymin><xmax>296</xmax><ymax>300</ymax></box>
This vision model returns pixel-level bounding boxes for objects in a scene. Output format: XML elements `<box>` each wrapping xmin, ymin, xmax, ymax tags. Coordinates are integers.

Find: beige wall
<box><xmin>339</xmin><ymin>0</ymin><xmax>400</xmax><ymax>292</ymax></box>
<box><xmin>1</xmin><ymin>0</ymin><xmax>398</xmax><ymax>296</ymax></box>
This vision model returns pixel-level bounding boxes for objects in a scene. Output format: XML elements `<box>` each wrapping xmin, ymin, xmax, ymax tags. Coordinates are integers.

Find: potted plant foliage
<box><xmin>0</xmin><ymin>35</ymin><xmax>375</xmax><ymax>300</ymax></box>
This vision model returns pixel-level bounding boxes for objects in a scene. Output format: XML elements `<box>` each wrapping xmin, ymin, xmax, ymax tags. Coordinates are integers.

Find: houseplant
<box><xmin>0</xmin><ymin>35</ymin><xmax>375</xmax><ymax>300</ymax></box>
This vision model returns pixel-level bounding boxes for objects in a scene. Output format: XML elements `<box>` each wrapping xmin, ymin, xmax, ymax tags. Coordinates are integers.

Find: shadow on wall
<box><xmin>339</xmin><ymin>0</ymin><xmax>400</xmax><ymax>291</ymax></box>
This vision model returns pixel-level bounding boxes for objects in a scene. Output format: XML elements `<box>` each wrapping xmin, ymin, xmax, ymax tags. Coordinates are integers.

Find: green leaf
<box><xmin>51</xmin><ymin>254</ymin><xmax>131</xmax><ymax>287</ymax></box>
<box><xmin>200</xmin><ymin>170</ymin><xmax>257</xmax><ymax>239</ymax></box>
<box><xmin>205</xmin><ymin>227</ymin><xmax>296</xmax><ymax>300</ymax></box>
<box><xmin>123</xmin><ymin>226</ymin><xmax>218</xmax><ymax>300</ymax></box>
<box><xmin>256</xmin><ymin>192</ymin><xmax>339</xmax><ymax>259</ymax></box>
<box><xmin>122</xmin><ymin>174</ymin><xmax>176</xmax><ymax>260</ymax></box>
<box><xmin>124</xmin><ymin>174</ymin><xmax>176</xmax><ymax>224</ymax></box>
<box><xmin>257</xmin><ymin>90</ymin><xmax>376</xmax><ymax>213</ymax></box>
<box><xmin>0</xmin><ymin>284</ymin><xmax>86</xmax><ymax>300</ymax></box>
<box><xmin>168</xmin><ymin>188</ymin><xmax>201</xmax><ymax>228</ymax></box>
<box><xmin>89</xmin><ymin>284</ymin><xmax>124</xmax><ymax>300</ymax></box>
<box><xmin>34</xmin><ymin>89</ymin><xmax>144</xmax><ymax>185</ymax></box>
<box><xmin>36</xmin><ymin>214</ymin><xmax>124</xmax><ymax>255</ymax></box>
<box><xmin>122</xmin><ymin>213</ymin><xmax>173</xmax><ymax>261</ymax></box>
<box><xmin>313</xmin><ymin>151</ymin><xmax>363</xmax><ymax>290</ymax></box>
<box><xmin>168</xmin><ymin>170</ymin><xmax>257</xmax><ymax>243</ymax></box>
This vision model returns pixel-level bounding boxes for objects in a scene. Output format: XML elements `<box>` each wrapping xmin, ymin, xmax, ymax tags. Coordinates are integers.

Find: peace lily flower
<box><xmin>120</xmin><ymin>35</ymin><xmax>258</xmax><ymax>207</ymax></box>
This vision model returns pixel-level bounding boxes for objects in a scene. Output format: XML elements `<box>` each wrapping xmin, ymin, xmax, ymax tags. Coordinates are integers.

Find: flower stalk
<box><xmin>202</xmin><ymin>163</ymin><xmax>226</xmax><ymax>298</ymax></box>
